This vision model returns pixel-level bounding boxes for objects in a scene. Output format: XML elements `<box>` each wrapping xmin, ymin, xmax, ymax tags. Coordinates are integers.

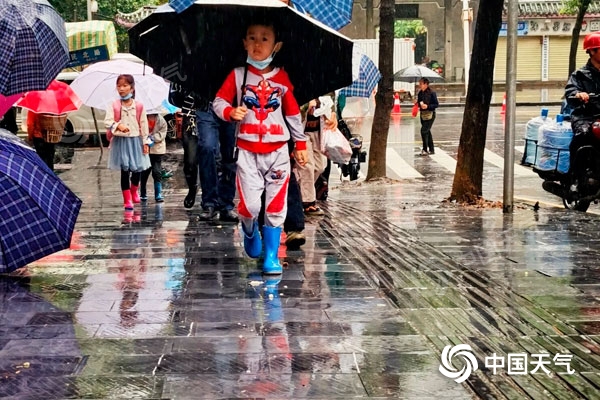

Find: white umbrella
<box><xmin>393</xmin><ymin>64</ymin><xmax>444</xmax><ymax>83</ymax></box>
<box><xmin>70</xmin><ymin>59</ymin><xmax>170</xmax><ymax>113</ymax></box>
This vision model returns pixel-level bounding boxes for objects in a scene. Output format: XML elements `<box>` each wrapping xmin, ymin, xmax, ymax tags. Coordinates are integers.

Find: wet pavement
<box><xmin>2</xmin><ymin>110</ymin><xmax>600</xmax><ymax>398</ymax></box>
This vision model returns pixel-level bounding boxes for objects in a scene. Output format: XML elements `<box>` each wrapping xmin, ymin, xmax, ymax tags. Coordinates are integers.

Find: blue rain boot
<box><xmin>263</xmin><ymin>277</ymin><xmax>283</xmax><ymax>321</ymax></box>
<box><xmin>243</xmin><ymin>221</ymin><xmax>262</xmax><ymax>259</ymax></box>
<box><xmin>262</xmin><ymin>226</ymin><xmax>282</xmax><ymax>275</ymax></box>
<box><xmin>154</xmin><ymin>182</ymin><xmax>164</xmax><ymax>203</ymax></box>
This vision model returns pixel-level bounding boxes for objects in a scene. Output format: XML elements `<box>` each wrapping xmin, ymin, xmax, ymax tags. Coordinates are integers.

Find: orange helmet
<box><xmin>583</xmin><ymin>32</ymin><xmax>600</xmax><ymax>51</ymax></box>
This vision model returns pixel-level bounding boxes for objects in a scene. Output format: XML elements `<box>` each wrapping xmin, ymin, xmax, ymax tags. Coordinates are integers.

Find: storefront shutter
<box><xmin>548</xmin><ymin>36</ymin><xmax>588</xmax><ymax>81</ymax></box>
<box><xmin>494</xmin><ymin>37</ymin><xmax>542</xmax><ymax>81</ymax></box>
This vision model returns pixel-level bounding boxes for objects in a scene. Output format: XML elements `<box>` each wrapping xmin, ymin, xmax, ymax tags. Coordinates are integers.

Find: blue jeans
<box><xmin>196</xmin><ymin>108</ymin><xmax>236</xmax><ymax>211</ymax></box>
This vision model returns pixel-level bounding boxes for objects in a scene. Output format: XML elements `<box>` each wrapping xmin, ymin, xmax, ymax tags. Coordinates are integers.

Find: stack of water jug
<box><xmin>523</xmin><ymin>108</ymin><xmax>573</xmax><ymax>174</ymax></box>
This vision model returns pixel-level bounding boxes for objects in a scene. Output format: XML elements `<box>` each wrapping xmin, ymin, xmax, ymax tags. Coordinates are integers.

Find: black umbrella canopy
<box><xmin>129</xmin><ymin>0</ymin><xmax>354</xmax><ymax>105</ymax></box>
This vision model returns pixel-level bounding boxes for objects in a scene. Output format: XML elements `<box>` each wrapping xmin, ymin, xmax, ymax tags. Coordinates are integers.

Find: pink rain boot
<box><xmin>130</xmin><ymin>184</ymin><xmax>141</xmax><ymax>204</ymax></box>
<box><xmin>122</xmin><ymin>190</ymin><xmax>134</xmax><ymax>210</ymax></box>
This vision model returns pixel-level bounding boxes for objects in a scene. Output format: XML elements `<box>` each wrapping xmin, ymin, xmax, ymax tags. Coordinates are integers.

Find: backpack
<box><xmin>106</xmin><ymin>99</ymin><xmax>143</xmax><ymax>141</ymax></box>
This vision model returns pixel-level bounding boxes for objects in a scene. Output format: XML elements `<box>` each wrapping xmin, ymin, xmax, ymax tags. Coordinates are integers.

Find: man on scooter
<box><xmin>565</xmin><ymin>31</ymin><xmax>600</xmax><ymax>190</ymax></box>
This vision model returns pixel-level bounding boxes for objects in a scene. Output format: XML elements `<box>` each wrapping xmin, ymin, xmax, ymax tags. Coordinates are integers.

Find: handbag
<box><xmin>421</xmin><ymin>110</ymin><xmax>434</xmax><ymax>121</ymax></box>
<box><xmin>320</xmin><ymin>127</ymin><xmax>352</xmax><ymax>164</ymax></box>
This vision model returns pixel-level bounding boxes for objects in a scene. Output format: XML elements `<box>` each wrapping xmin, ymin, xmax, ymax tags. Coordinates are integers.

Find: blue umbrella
<box><xmin>0</xmin><ymin>0</ymin><xmax>69</xmax><ymax>96</ymax></box>
<box><xmin>291</xmin><ymin>0</ymin><xmax>352</xmax><ymax>30</ymax></box>
<box><xmin>0</xmin><ymin>129</ymin><xmax>82</xmax><ymax>273</ymax></box>
<box><xmin>339</xmin><ymin>53</ymin><xmax>381</xmax><ymax>98</ymax></box>
<box><xmin>168</xmin><ymin>0</ymin><xmax>195</xmax><ymax>13</ymax></box>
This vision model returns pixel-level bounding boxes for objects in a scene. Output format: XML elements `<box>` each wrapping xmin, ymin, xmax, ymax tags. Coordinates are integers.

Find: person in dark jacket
<box><xmin>416</xmin><ymin>78</ymin><xmax>439</xmax><ymax>156</ymax></box>
<box><xmin>564</xmin><ymin>31</ymin><xmax>600</xmax><ymax>177</ymax></box>
<box><xmin>169</xmin><ymin>83</ymin><xmax>238</xmax><ymax>222</ymax></box>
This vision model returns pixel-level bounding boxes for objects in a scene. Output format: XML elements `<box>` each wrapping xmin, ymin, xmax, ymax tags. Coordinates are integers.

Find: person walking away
<box><xmin>416</xmin><ymin>78</ymin><xmax>439</xmax><ymax>156</ymax></box>
<box><xmin>168</xmin><ymin>83</ymin><xmax>200</xmax><ymax>209</ymax></box>
<box><xmin>27</xmin><ymin>111</ymin><xmax>56</xmax><ymax>171</ymax></box>
<box><xmin>213</xmin><ymin>17</ymin><xmax>308</xmax><ymax>274</ymax></box>
<box><xmin>564</xmin><ymin>31</ymin><xmax>600</xmax><ymax>190</ymax></box>
<box><xmin>104</xmin><ymin>74</ymin><xmax>151</xmax><ymax>210</ymax></box>
<box><xmin>140</xmin><ymin>113</ymin><xmax>167</xmax><ymax>203</ymax></box>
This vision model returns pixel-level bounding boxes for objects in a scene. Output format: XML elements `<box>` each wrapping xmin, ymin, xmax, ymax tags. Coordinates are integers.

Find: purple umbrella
<box><xmin>0</xmin><ymin>129</ymin><xmax>82</xmax><ymax>272</ymax></box>
<box><xmin>0</xmin><ymin>0</ymin><xmax>69</xmax><ymax>96</ymax></box>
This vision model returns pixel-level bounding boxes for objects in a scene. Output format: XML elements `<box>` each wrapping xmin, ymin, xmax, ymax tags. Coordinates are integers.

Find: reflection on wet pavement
<box><xmin>2</xmin><ymin>107</ymin><xmax>600</xmax><ymax>398</ymax></box>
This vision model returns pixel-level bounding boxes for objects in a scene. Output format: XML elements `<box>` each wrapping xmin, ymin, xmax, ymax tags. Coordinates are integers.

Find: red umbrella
<box><xmin>16</xmin><ymin>80</ymin><xmax>82</xmax><ymax>115</ymax></box>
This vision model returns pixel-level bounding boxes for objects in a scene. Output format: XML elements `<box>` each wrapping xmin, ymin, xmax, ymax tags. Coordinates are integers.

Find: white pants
<box><xmin>236</xmin><ymin>145</ymin><xmax>290</xmax><ymax>229</ymax></box>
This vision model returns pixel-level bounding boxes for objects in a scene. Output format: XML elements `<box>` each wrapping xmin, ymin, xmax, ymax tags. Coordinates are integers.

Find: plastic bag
<box><xmin>411</xmin><ymin>103</ymin><xmax>419</xmax><ymax>118</ymax></box>
<box><xmin>320</xmin><ymin>128</ymin><xmax>352</xmax><ymax>164</ymax></box>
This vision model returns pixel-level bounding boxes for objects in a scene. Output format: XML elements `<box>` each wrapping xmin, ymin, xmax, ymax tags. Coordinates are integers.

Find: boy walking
<box><xmin>213</xmin><ymin>18</ymin><xmax>308</xmax><ymax>274</ymax></box>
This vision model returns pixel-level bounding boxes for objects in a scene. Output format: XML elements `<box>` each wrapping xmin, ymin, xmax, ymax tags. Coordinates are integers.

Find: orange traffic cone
<box><xmin>500</xmin><ymin>93</ymin><xmax>506</xmax><ymax>115</ymax></box>
<box><xmin>391</xmin><ymin>92</ymin><xmax>401</xmax><ymax>115</ymax></box>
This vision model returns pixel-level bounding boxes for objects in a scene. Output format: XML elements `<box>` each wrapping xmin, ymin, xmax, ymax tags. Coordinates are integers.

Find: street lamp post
<box><xmin>87</xmin><ymin>0</ymin><xmax>98</xmax><ymax>21</ymax></box>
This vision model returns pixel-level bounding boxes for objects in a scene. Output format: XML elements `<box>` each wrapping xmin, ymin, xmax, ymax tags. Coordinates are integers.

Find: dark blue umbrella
<box><xmin>339</xmin><ymin>52</ymin><xmax>381</xmax><ymax>98</ymax></box>
<box><xmin>0</xmin><ymin>129</ymin><xmax>82</xmax><ymax>273</ymax></box>
<box><xmin>291</xmin><ymin>0</ymin><xmax>352</xmax><ymax>30</ymax></box>
<box><xmin>0</xmin><ymin>0</ymin><xmax>69</xmax><ymax>96</ymax></box>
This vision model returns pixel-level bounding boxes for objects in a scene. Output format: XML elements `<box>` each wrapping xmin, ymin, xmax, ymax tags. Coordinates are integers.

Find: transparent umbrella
<box><xmin>394</xmin><ymin>65</ymin><xmax>445</xmax><ymax>83</ymax></box>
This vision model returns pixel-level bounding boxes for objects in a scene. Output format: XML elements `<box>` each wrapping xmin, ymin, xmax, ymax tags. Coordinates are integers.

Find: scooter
<box><xmin>340</xmin><ymin>135</ymin><xmax>367</xmax><ymax>181</ymax></box>
<box><xmin>537</xmin><ymin>102</ymin><xmax>600</xmax><ymax>212</ymax></box>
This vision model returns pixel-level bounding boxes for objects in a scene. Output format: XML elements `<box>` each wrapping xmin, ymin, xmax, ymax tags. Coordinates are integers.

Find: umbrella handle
<box><xmin>91</xmin><ymin>107</ymin><xmax>103</xmax><ymax>155</ymax></box>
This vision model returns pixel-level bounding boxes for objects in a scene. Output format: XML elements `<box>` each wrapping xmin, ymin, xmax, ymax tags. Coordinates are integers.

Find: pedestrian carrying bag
<box><xmin>420</xmin><ymin>110</ymin><xmax>434</xmax><ymax>121</ymax></box>
<box><xmin>320</xmin><ymin>127</ymin><xmax>352</xmax><ymax>164</ymax></box>
<box><xmin>106</xmin><ymin>100</ymin><xmax>143</xmax><ymax>140</ymax></box>
<box><xmin>411</xmin><ymin>103</ymin><xmax>419</xmax><ymax>118</ymax></box>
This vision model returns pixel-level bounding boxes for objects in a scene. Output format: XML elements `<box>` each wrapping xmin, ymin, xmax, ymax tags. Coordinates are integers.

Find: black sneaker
<box><xmin>219</xmin><ymin>209</ymin><xmax>239</xmax><ymax>223</ymax></box>
<box><xmin>199</xmin><ymin>206</ymin><xmax>218</xmax><ymax>221</ymax></box>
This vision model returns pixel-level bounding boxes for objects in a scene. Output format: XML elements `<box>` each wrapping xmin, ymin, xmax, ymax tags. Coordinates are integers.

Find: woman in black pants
<box><xmin>416</xmin><ymin>78</ymin><xmax>439</xmax><ymax>156</ymax></box>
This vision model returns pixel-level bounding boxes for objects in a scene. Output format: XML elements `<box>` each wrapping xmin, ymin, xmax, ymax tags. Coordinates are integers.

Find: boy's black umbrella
<box><xmin>128</xmin><ymin>0</ymin><xmax>354</xmax><ymax>106</ymax></box>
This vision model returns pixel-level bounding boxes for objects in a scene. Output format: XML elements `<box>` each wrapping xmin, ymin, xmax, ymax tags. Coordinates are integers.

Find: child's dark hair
<box><xmin>245</xmin><ymin>13</ymin><xmax>280</xmax><ymax>41</ymax></box>
<box><xmin>419</xmin><ymin>78</ymin><xmax>430</xmax><ymax>85</ymax></box>
<box><xmin>116</xmin><ymin>74</ymin><xmax>136</xmax><ymax>97</ymax></box>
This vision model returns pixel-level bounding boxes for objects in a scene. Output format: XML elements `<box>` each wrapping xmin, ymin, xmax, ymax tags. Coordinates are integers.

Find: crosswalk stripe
<box><xmin>428</xmin><ymin>148</ymin><xmax>456</xmax><ymax>173</ymax></box>
<box><xmin>386</xmin><ymin>148</ymin><xmax>423</xmax><ymax>178</ymax></box>
<box><xmin>483</xmin><ymin>149</ymin><xmax>536</xmax><ymax>177</ymax></box>
<box><xmin>515</xmin><ymin>145</ymin><xmax>524</xmax><ymax>153</ymax></box>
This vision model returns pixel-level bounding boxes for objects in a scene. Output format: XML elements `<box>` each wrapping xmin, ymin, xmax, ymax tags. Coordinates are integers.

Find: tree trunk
<box><xmin>366</xmin><ymin>0</ymin><xmax>394</xmax><ymax>180</ymax></box>
<box><xmin>568</xmin><ymin>0</ymin><xmax>591</xmax><ymax>77</ymax></box>
<box><xmin>450</xmin><ymin>0</ymin><xmax>504</xmax><ymax>202</ymax></box>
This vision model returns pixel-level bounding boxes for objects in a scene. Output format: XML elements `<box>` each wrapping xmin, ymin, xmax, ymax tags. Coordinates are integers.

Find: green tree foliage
<box><xmin>49</xmin><ymin>0</ymin><xmax>160</xmax><ymax>51</ymax></box>
<box><xmin>394</xmin><ymin>20</ymin><xmax>426</xmax><ymax>38</ymax></box>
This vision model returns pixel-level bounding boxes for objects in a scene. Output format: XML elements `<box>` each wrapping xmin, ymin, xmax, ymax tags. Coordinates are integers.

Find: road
<box><xmin>329</xmin><ymin>104</ymin><xmax>582</xmax><ymax>212</ymax></box>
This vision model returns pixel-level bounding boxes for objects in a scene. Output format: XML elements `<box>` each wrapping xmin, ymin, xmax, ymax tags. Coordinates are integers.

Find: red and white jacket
<box><xmin>213</xmin><ymin>65</ymin><xmax>307</xmax><ymax>154</ymax></box>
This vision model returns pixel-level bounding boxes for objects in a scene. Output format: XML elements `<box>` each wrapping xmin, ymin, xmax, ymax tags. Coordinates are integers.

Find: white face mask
<box><xmin>246</xmin><ymin>53</ymin><xmax>275</xmax><ymax>70</ymax></box>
